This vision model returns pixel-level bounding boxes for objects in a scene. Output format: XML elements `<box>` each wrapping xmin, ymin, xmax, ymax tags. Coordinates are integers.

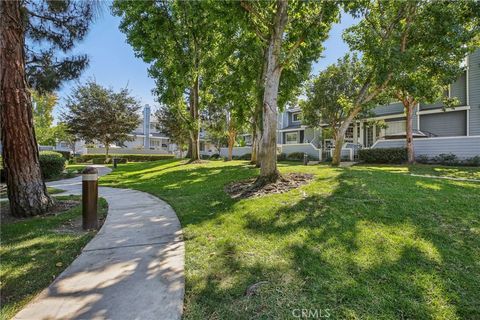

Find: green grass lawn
<box><xmin>100</xmin><ymin>160</ymin><xmax>480</xmax><ymax>319</ymax></box>
<box><xmin>357</xmin><ymin>163</ymin><xmax>480</xmax><ymax>180</ymax></box>
<box><xmin>0</xmin><ymin>196</ymin><xmax>108</xmax><ymax>319</ymax></box>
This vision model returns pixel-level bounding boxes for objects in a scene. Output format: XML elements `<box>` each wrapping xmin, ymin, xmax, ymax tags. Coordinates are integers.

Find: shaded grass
<box><xmin>100</xmin><ymin>160</ymin><xmax>480</xmax><ymax>319</ymax></box>
<box><xmin>0</xmin><ymin>196</ymin><xmax>108</xmax><ymax>319</ymax></box>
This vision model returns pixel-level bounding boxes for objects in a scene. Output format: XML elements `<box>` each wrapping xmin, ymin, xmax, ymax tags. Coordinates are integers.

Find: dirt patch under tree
<box><xmin>225</xmin><ymin>173</ymin><xmax>314</xmax><ymax>199</ymax></box>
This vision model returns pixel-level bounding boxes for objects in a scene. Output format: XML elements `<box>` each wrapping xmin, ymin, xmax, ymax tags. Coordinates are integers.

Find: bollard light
<box><xmin>303</xmin><ymin>153</ymin><xmax>309</xmax><ymax>165</ymax></box>
<box><xmin>82</xmin><ymin>166</ymin><xmax>98</xmax><ymax>230</ymax></box>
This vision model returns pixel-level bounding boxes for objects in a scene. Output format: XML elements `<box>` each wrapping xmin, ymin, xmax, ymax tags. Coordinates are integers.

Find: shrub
<box><xmin>415</xmin><ymin>155</ymin><xmax>430</xmax><ymax>164</ymax></box>
<box><xmin>286</xmin><ymin>152</ymin><xmax>305</xmax><ymax>161</ymax></box>
<box><xmin>238</xmin><ymin>153</ymin><xmax>251</xmax><ymax>160</ymax></box>
<box><xmin>465</xmin><ymin>155</ymin><xmax>480</xmax><ymax>167</ymax></box>
<box><xmin>432</xmin><ymin>153</ymin><xmax>459</xmax><ymax>166</ymax></box>
<box><xmin>54</xmin><ymin>150</ymin><xmax>71</xmax><ymax>160</ymax></box>
<box><xmin>358</xmin><ymin>147</ymin><xmax>407</xmax><ymax>164</ymax></box>
<box><xmin>210</xmin><ymin>154</ymin><xmax>220</xmax><ymax>160</ymax></box>
<box><xmin>79</xmin><ymin>153</ymin><xmax>175</xmax><ymax>162</ymax></box>
<box><xmin>92</xmin><ymin>158</ymin><xmax>107</xmax><ymax>164</ymax></box>
<box><xmin>113</xmin><ymin>158</ymin><xmax>127</xmax><ymax>164</ymax></box>
<box><xmin>277</xmin><ymin>153</ymin><xmax>287</xmax><ymax>161</ymax></box>
<box><xmin>39</xmin><ymin>151</ymin><xmax>66</xmax><ymax>179</ymax></box>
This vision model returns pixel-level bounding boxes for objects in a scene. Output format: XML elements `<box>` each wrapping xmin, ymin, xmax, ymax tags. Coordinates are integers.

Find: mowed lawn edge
<box><xmin>99</xmin><ymin>160</ymin><xmax>480</xmax><ymax>319</ymax></box>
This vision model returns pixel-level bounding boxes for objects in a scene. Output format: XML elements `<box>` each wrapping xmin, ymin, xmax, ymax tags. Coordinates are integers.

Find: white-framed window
<box><xmin>286</xmin><ymin>132</ymin><xmax>298</xmax><ymax>144</ymax></box>
<box><xmin>292</xmin><ymin>112</ymin><xmax>301</xmax><ymax>122</ymax></box>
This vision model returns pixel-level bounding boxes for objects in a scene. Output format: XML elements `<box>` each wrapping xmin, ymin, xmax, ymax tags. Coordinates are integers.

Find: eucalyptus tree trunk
<box><xmin>257</xmin><ymin>0</ymin><xmax>288</xmax><ymax>185</ymax></box>
<box><xmin>252</xmin><ymin>48</ymin><xmax>268</xmax><ymax>167</ymax></box>
<box><xmin>0</xmin><ymin>0</ymin><xmax>53</xmax><ymax>217</ymax></box>
<box><xmin>403</xmin><ymin>98</ymin><xmax>415</xmax><ymax>164</ymax></box>
<box><xmin>189</xmin><ymin>77</ymin><xmax>201</xmax><ymax>162</ymax></box>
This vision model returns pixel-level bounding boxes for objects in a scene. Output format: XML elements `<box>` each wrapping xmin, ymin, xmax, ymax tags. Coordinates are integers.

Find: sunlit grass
<box><xmin>100</xmin><ymin>160</ymin><xmax>480</xmax><ymax>319</ymax></box>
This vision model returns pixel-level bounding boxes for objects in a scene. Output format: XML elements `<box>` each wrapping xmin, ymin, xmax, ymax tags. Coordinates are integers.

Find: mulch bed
<box><xmin>225</xmin><ymin>173</ymin><xmax>314</xmax><ymax>199</ymax></box>
<box><xmin>1</xmin><ymin>199</ymin><xmax>80</xmax><ymax>224</ymax></box>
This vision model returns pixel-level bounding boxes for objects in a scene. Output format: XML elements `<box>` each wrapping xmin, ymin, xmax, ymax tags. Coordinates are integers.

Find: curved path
<box><xmin>15</xmin><ymin>166</ymin><xmax>184</xmax><ymax>320</ymax></box>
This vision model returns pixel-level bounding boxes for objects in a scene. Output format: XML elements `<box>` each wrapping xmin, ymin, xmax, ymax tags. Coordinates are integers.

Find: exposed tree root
<box><xmin>225</xmin><ymin>173</ymin><xmax>314</xmax><ymax>199</ymax></box>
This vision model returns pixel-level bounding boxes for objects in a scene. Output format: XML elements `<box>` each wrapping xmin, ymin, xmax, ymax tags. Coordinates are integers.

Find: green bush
<box><xmin>358</xmin><ymin>147</ymin><xmax>407</xmax><ymax>164</ymax></box>
<box><xmin>80</xmin><ymin>153</ymin><xmax>174</xmax><ymax>163</ymax></box>
<box><xmin>92</xmin><ymin>158</ymin><xmax>107</xmax><ymax>164</ymax></box>
<box><xmin>210</xmin><ymin>154</ymin><xmax>220</xmax><ymax>160</ymax></box>
<box><xmin>432</xmin><ymin>153</ymin><xmax>459</xmax><ymax>166</ymax></box>
<box><xmin>39</xmin><ymin>151</ymin><xmax>66</xmax><ymax>179</ymax></box>
<box><xmin>465</xmin><ymin>156</ymin><xmax>480</xmax><ymax>167</ymax></box>
<box><xmin>55</xmin><ymin>150</ymin><xmax>71</xmax><ymax>160</ymax></box>
<box><xmin>238</xmin><ymin>153</ymin><xmax>251</xmax><ymax>160</ymax></box>
<box><xmin>113</xmin><ymin>158</ymin><xmax>128</xmax><ymax>164</ymax></box>
<box><xmin>286</xmin><ymin>152</ymin><xmax>305</xmax><ymax>161</ymax></box>
<box><xmin>277</xmin><ymin>153</ymin><xmax>287</xmax><ymax>161</ymax></box>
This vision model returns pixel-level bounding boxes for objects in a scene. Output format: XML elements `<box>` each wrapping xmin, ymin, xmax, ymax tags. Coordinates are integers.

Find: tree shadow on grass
<box><xmin>185</xmin><ymin>166</ymin><xmax>479</xmax><ymax>319</ymax></box>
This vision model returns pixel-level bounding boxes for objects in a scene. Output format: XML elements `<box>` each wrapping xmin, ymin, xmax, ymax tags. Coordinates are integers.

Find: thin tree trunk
<box><xmin>0</xmin><ymin>1</ymin><xmax>53</xmax><ymax>217</ymax></box>
<box><xmin>256</xmin><ymin>0</ymin><xmax>288</xmax><ymax>185</ymax></box>
<box><xmin>404</xmin><ymin>99</ymin><xmax>415</xmax><ymax>164</ymax></box>
<box><xmin>332</xmin><ymin>133</ymin><xmax>344</xmax><ymax>166</ymax></box>
<box><xmin>250</xmin><ymin>127</ymin><xmax>257</xmax><ymax>164</ymax></box>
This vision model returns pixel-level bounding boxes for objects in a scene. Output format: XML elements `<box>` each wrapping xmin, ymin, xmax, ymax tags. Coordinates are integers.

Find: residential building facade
<box><xmin>224</xmin><ymin>48</ymin><xmax>480</xmax><ymax>161</ymax></box>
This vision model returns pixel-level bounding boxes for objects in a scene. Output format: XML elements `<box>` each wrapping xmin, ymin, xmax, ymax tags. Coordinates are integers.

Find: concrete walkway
<box><xmin>15</xmin><ymin>166</ymin><xmax>184</xmax><ymax>320</ymax></box>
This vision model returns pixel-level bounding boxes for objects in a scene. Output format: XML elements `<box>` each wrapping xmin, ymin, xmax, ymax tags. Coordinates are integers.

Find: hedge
<box><xmin>358</xmin><ymin>147</ymin><xmax>407</xmax><ymax>164</ymax></box>
<box><xmin>39</xmin><ymin>151</ymin><xmax>66</xmax><ymax>178</ymax></box>
<box><xmin>79</xmin><ymin>154</ymin><xmax>175</xmax><ymax>163</ymax></box>
<box><xmin>286</xmin><ymin>152</ymin><xmax>305</xmax><ymax>161</ymax></box>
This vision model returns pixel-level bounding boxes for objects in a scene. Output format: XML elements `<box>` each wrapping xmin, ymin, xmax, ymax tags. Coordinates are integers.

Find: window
<box><xmin>292</xmin><ymin>112</ymin><xmax>302</xmax><ymax>122</ymax></box>
<box><xmin>385</xmin><ymin>119</ymin><xmax>406</xmax><ymax>136</ymax></box>
<box><xmin>345</xmin><ymin>125</ymin><xmax>354</xmax><ymax>142</ymax></box>
<box><xmin>286</xmin><ymin>132</ymin><xmax>298</xmax><ymax>144</ymax></box>
<box><xmin>150</xmin><ymin>139</ymin><xmax>161</xmax><ymax>147</ymax></box>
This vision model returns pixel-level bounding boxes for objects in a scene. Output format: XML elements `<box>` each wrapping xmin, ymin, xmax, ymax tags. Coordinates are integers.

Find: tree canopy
<box><xmin>62</xmin><ymin>81</ymin><xmax>141</xmax><ymax>158</ymax></box>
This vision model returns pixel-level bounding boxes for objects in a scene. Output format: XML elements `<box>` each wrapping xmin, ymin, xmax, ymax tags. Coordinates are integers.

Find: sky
<box><xmin>55</xmin><ymin>9</ymin><xmax>358</xmax><ymax>120</ymax></box>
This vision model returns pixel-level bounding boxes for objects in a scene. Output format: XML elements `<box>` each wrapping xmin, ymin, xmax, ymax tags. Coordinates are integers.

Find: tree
<box><xmin>31</xmin><ymin>90</ymin><xmax>57</xmax><ymax>146</ymax></box>
<box><xmin>55</xmin><ymin>122</ymin><xmax>79</xmax><ymax>155</ymax></box>
<box><xmin>113</xmin><ymin>0</ymin><xmax>229</xmax><ymax>162</ymax></box>
<box><xmin>343</xmin><ymin>0</ymin><xmax>479</xmax><ymax>165</ymax></box>
<box><xmin>303</xmin><ymin>54</ymin><xmax>377</xmax><ymax>160</ymax></box>
<box><xmin>63</xmin><ymin>81</ymin><xmax>141</xmax><ymax>159</ymax></box>
<box><xmin>382</xmin><ymin>1</ymin><xmax>479</xmax><ymax>163</ymax></box>
<box><xmin>155</xmin><ymin>105</ymin><xmax>190</xmax><ymax>158</ymax></box>
<box><xmin>1</xmin><ymin>0</ymin><xmax>97</xmax><ymax>216</ymax></box>
<box><xmin>240</xmin><ymin>0</ymin><xmax>340</xmax><ymax>184</ymax></box>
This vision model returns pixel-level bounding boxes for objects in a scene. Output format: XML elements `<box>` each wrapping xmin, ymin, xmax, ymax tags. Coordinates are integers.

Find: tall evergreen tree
<box><xmin>0</xmin><ymin>0</ymin><xmax>97</xmax><ymax>216</ymax></box>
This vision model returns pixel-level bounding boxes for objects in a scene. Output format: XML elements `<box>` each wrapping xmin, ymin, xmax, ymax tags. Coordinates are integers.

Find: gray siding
<box><xmin>372</xmin><ymin>102</ymin><xmax>404</xmax><ymax>116</ymax></box>
<box><xmin>372</xmin><ymin>136</ymin><xmax>480</xmax><ymax>159</ymax></box>
<box><xmin>451</xmin><ymin>72</ymin><xmax>467</xmax><ymax>106</ymax></box>
<box><xmin>469</xmin><ymin>49</ymin><xmax>480</xmax><ymax>135</ymax></box>
<box><xmin>420</xmin><ymin>111</ymin><xmax>467</xmax><ymax>136</ymax></box>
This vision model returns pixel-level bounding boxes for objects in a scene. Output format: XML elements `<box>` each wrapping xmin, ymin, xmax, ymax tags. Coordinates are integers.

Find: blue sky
<box><xmin>56</xmin><ymin>9</ymin><xmax>357</xmax><ymax>119</ymax></box>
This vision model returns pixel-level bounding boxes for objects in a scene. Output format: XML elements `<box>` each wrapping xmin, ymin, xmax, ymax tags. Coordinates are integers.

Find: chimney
<box><xmin>143</xmin><ymin>104</ymin><xmax>151</xmax><ymax>149</ymax></box>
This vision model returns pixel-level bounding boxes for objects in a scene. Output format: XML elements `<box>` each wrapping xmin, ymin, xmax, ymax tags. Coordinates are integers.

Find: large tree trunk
<box><xmin>0</xmin><ymin>1</ymin><xmax>53</xmax><ymax>217</ymax></box>
<box><xmin>252</xmin><ymin>48</ymin><xmax>268</xmax><ymax>167</ymax></box>
<box><xmin>189</xmin><ymin>77</ymin><xmax>201</xmax><ymax>162</ymax></box>
<box><xmin>404</xmin><ymin>99</ymin><xmax>415</xmax><ymax>164</ymax></box>
<box><xmin>256</xmin><ymin>0</ymin><xmax>288</xmax><ymax>185</ymax></box>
